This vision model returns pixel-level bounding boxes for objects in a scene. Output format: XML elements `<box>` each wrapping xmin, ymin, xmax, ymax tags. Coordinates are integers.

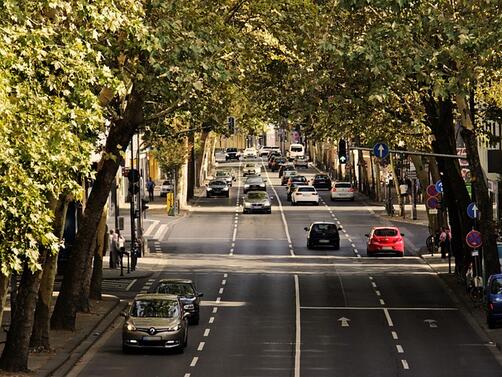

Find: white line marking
<box><xmin>369</xmin><ymin>276</ymin><xmax>373</xmax><ymax>280</ymax></box>
<box><xmin>229</xmin><ymin>249</ymin><xmax>234</xmax><ymax>255</ymax></box>
<box><xmin>371</xmin><ymin>282</ymin><xmax>377</xmax><ymax>288</ymax></box>
<box><xmin>348</xmin><ymin>238</ymin><xmax>352</xmax><ymax>242</ymax></box>
<box><xmin>392</xmin><ymin>331</ymin><xmax>398</xmax><ymax>339</ymax></box>
<box><xmin>383</xmin><ymin>308</ymin><xmax>394</xmax><ymax>327</ymax></box>
<box><xmin>401</xmin><ymin>360</ymin><xmax>409</xmax><ymax>370</ymax></box>
<box><xmin>216</xmin><ymin>297</ymin><xmax>221</xmax><ymax>303</ymax></box>
<box><xmin>204</xmin><ymin>329</ymin><xmax>210</xmax><ymax>337</ymax></box>
<box><xmin>153</xmin><ymin>224</ymin><xmax>169</xmax><ymax>241</ymax></box>
<box><xmin>190</xmin><ymin>357</ymin><xmax>198</xmax><ymax>367</ymax></box>
<box><xmin>294</xmin><ymin>274</ymin><xmax>301</xmax><ymax>377</ymax></box>
<box><xmin>209</xmin><ymin>316</ymin><xmax>215</xmax><ymax>324</ymax></box>
<box><xmin>375</xmin><ymin>290</ymin><xmax>381</xmax><ymax>296</ymax></box>
<box><xmin>351</xmin><ymin>243</ymin><xmax>356</xmax><ymax>248</ymax></box>
<box><xmin>301</xmin><ymin>306</ymin><xmax>458</xmax><ymax>311</ymax></box>
<box><xmin>219</xmin><ymin>288</ymin><xmax>224</xmax><ymax>294</ymax></box>
<box><xmin>125</xmin><ymin>279</ymin><xmax>137</xmax><ymax>291</ymax></box>
<box><xmin>144</xmin><ymin>220</ymin><xmax>160</xmax><ymax>237</ymax></box>
<box><xmin>336</xmin><ymin>221</ymin><xmax>341</xmax><ymax>225</ymax></box>
<box><xmin>222</xmin><ymin>279</ymin><xmax>226</xmax><ymax>285</ymax></box>
<box><xmin>231</xmin><ymin>242</ymin><xmax>235</xmax><ymax>247</ymax></box>
<box><xmin>184</xmin><ymin>374</ymin><xmax>190</xmax><ymax>377</ymax></box>
<box><xmin>212</xmin><ymin>307</ymin><xmax>218</xmax><ymax>313</ymax></box>
<box><xmin>380</xmin><ymin>299</ymin><xmax>386</xmax><ymax>305</ymax></box>
<box><xmin>356</xmin><ymin>254</ymin><xmax>362</xmax><ymax>258</ymax></box>
<box><xmin>148</xmin><ymin>278</ymin><xmax>155</xmax><ymax>282</ymax></box>
<box><xmin>396</xmin><ymin>345</ymin><xmax>404</xmax><ymax>353</ymax></box>
<box><xmin>197</xmin><ymin>342</ymin><xmax>205</xmax><ymax>351</ymax></box>
<box><xmin>354</xmin><ymin>248</ymin><xmax>358</xmax><ymax>253</ymax></box>
<box><xmin>224</xmin><ymin>273</ymin><xmax>228</xmax><ymax>278</ymax></box>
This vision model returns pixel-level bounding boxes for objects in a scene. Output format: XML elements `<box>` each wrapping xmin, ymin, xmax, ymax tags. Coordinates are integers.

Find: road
<box><xmin>70</xmin><ymin>161</ymin><xmax>502</xmax><ymax>377</ymax></box>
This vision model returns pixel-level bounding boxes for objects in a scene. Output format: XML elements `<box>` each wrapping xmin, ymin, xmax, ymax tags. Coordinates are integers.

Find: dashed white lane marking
<box><xmin>224</xmin><ymin>273</ymin><xmax>228</xmax><ymax>278</ymax></box>
<box><xmin>354</xmin><ymin>248</ymin><xmax>359</xmax><ymax>253</ymax></box>
<box><xmin>190</xmin><ymin>357</ymin><xmax>198</xmax><ymax>367</ymax></box>
<box><xmin>184</xmin><ymin>373</ymin><xmax>190</xmax><ymax>377</ymax></box>
<box><xmin>294</xmin><ymin>274</ymin><xmax>301</xmax><ymax>377</ymax></box>
<box><xmin>231</xmin><ymin>242</ymin><xmax>235</xmax><ymax>247</ymax></box>
<box><xmin>209</xmin><ymin>316</ymin><xmax>215</xmax><ymax>324</ymax></box>
<box><xmin>125</xmin><ymin>279</ymin><xmax>137</xmax><ymax>291</ymax></box>
<box><xmin>198</xmin><ymin>342</ymin><xmax>205</xmax><ymax>351</ymax></box>
<box><xmin>369</xmin><ymin>276</ymin><xmax>374</xmax><ymax>280</ymax></box>
<box><xmin>401</xmin><ymin>360</ymin><xmax>410</xmax><ymax>370</ymax></box>
<box><xmin>375</xmin><ymin>290</ymin><xmax>381</xmax><ymax>296</ymax></box>
<box><xmin>396</xmin><ymin>345</ymin><xmax>404</xmax><ymax>353</ymax></box>
<box><xmin>212</xmin><ymin>307</ymin><xmax>218</xmax><ymax>314</ymax></box>
<box><xmin>383</xmin><ymin>308</ymin><xmax>394</xmax><ymax>327</ymax></box>
<box><xmin>219</xmin><ymin>287</ymin><xmax>224</xmax><ymax>294</ymax></box>
<box><xmin>379</xmin><ymin>299</ymin><xmax>386</xmax><ymax>306</ymax></box>
<box><xmin>351</xmin><ymin>243</ymin><xmax>356</xmax><ymax>248</ymax></box>
<box><xmin>216</xmin><ymin>297</ymin><xmax>221</xmax><ymax>303</ymax></box>
<box><xmin>348</xmin><ymin>238</ymin><xmax>352</xmax><ymax>242</ymax></box>
<box><xmin>336</xmin><ymin>220</ymin><xmax>341</xmax><ymax>225</ymax></box>
<box><xmin>392</xmin><ymin>331</ymin><xmax>398</xmax><ymax>339</ymax></box>
<box><xmin>356</xmin><ymin>254</ymin><xmax>362</xmax><ymax>258</ymax></box>
<box><xmin>222</xmin><ymin>279</ymin><xmax>227</xmax><ymax>285</ymax></box>
<box><xmin>204</xmin><ymin>329</ymin><xmax>210</xmax><ymax>337</ymax></box>
<box><xmin>371</xmin><ymin>282</ymin><xmax>377</xmax><ymax>288</ymax></box>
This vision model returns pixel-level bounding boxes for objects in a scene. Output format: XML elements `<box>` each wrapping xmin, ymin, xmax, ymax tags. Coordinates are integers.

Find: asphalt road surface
<box><xmin>71</xmin><ymin>161</ymin><xmax>502</xmax><ymax>377</ymax></box>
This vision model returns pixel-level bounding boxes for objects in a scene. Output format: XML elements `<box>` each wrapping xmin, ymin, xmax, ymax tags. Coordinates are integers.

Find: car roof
<box><xmin>209</xmin><ymin>179</ymin><xmax>227</xmax><ymax>184</ymax></box>
<box><xmin>157</xmin><ymin>278</ymin><xmax>194</xmax><ymax>284</ymax></box>
<box><xmin>134</xmin><ymin>293</ymin><xmax>180</xmax><ymax>301</ymax></box>
<box><xmin>311</xmin><ymin>221</ymin><xmax>336</xmax><ymax>225</ymax></box>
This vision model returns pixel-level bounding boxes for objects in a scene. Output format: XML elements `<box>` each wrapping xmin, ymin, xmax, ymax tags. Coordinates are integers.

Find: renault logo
<box><xmin>148</xmin><ymin>327</ymin><xmax>156</xmax><ymax>335</ymax></box>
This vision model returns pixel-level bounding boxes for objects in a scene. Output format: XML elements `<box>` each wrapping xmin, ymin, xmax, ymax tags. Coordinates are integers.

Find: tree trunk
<box><xmin>410</xmin><ymin>155</ymin><xmax>437</xmax><ymax>233</ymax></box>
<box><xmin>0</xmin><ymin>273</ymin><xmax>10</xmax><ymax>328</ymax></box>
<box><xmin>90</xmin><ymin>211</ymin><xmax>108</xmax><ymax>301</ymax></box>
<box><xmin>457</xmin><ymin>95</ymin><xmax>500</xmax><ymax>277</ymax></box>
<box><xmin>389</xmin><ymin>154</ymin><xmax>403</xmax><ymax>216</ymax></box>
<box><xmin>196</xmin><ymin>129</ymin><xmax>209</xmax><ymax>187</ymax></box>
<box><xmin>30</xmin><ymin>196</ymin><xmax>69</xmax><ymax>350</ymax></box>
<box><xmin>51</xmin><ymin>87</ymin><xmax>143</xmax><ymax>331</ymax></box>
<box><xmin>0</xmin><ymin>255</ymin><xmax>47</xmax><ymax>372</ymax></box>
<box><xmin>77</xmin><ymin>234</ymin><xmax>95</xmax><ymax>313</ymax></box>
<box><xmin>187</xmin><ymin>133</ymin><xmax>195</xmax><ymax>200</ymax></box>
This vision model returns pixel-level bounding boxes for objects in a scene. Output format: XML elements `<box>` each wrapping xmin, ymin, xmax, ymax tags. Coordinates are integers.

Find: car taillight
<box><xmin>331</xmin><ymin>188</ymin><xmax>336</xmax><ymax>192</ymax></box>
<box><xmin>349</xmin><ymin>188</ymin><xmax>355</xmax><ymax>192</ymax></box>
<box><xmin>489</xmin><ymin>303</ymin><xmax>494</xmax><ymax>311</ymax></box>
<box><xmin>312</xmin><ymin>193</ymin><xmax>318</xmax><ymax>195</ymax></box>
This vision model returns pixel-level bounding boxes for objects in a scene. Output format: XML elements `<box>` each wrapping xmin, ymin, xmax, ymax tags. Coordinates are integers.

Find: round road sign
<box><xmin>373</xmin><ymin>143</ymin><xmax>389</xmax><ymax>159</ymax></box>
<box><xmin>466</xmin><ymin>202</ymin><xmax>480</xmax><ymax>220</ymax></box>
<box><xmin>426</xmin><ymin>197</ymin><xmax>440</xmax><ymax>209</ymax></box>
<box><xmin>426</xmin><ymin>184</ymin><xmax>438</xmax><ymax>197</ymax></box>
<box><xmin>435</xmin><ymin>180</ymin><xmax>444</xmax><ymax>194</ymax></box>
<box><xmin>466</xmin><ymin>230</ymin><xmax>482</xmax><ymax>249</ymax></box>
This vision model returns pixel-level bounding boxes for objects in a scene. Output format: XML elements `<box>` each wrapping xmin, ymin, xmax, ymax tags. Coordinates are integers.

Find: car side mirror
<box><xmin>304</xmin><ymin>227</ymin><xmax>309</xmax><ymax>231</ymax></box>
<box><xmin>338</xmin><ymin>227</ymin><xmax>343</xmax><ymax>231</ymax></box>
<box><xmin>197</xmin><ymin>292</ymin><xmax>204</xmax><ymax>297</ymax></box>
<box><xmin>120</xmin><ymin>311</ymin><xmax>128</xmax><ymax>317</ymax></box>
<box><xmin>401</xmin><ymin>233</ymin><xmax>405</xmax><ymax>237</ymax></box>
<box><xmin>364</xmin><ymin>234</ymin><xmax>369</xmax><ymax>237</ymax></box>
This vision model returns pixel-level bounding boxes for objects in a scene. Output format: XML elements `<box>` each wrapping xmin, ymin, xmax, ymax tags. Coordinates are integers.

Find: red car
<box><xmin>366</xmin><ymin>227</ymin><xmax>405</xmax><ymax>256</ymax></box>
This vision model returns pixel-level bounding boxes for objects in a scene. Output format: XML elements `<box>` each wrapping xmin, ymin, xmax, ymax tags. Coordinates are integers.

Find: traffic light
<box><xmin>338</xmin><ymin>139</ymin><xmax>347</xmax><ymax>164</ymax></box>
<box><xmin>127</xmin><ymin>169</ymin><xmax>140</xmax><ymax>195</ymax></box>
<box><xmin>228</xmin><ymin>116</ymin><xmax>235</xmax><ymax>135</ymax></box>
<box><xmin>141</xmin><ymin>198</ymin><xmax>149</xmax><ymax>211</ymax></box>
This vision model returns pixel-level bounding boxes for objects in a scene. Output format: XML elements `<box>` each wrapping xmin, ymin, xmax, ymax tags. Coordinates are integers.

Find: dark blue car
<box><xmin>486</xmin><ymin>273</ymin><xmax>502</xmax><ymax>328</ymax></box>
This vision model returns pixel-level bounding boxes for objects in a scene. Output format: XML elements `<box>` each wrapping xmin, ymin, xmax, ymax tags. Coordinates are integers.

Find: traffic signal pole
<box><xmin>129</xmin><ymin>136</ymin><xmax>136</xmax><ymax>257</ymax></box>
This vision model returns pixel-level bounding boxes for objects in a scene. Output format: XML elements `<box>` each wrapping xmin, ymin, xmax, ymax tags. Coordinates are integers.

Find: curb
<box><xmin>36</xmin><ymin>295</ymin><xmax>127</xmax><ymax>377</ymax></box>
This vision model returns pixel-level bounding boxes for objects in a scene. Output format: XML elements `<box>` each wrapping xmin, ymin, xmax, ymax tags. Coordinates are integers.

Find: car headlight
<box><xmin>207</xmin><ymin>187</ymin><xmax>212</xmax><ymax>190</ymax></box>
<box><xmin>264</xmin><ymin>201</ymin><xmax>270</xmax><ymax>206</ymax></box>
<box><xmin>167</xmin><ymin>324</ymin><xmax>182</xmax><ymax>332</ymax></box>
<box><xmin>244</xmin><ymin>184</ymin><xmax>250</xmax><ymax>188</ymax></box>
<box><xmin>223</xmin><ymin>187</ymin><xmax>229</xmax><ymax>191</ymax></box>
<box><xmin>244</xmin><ymin>202</ymin><xmax>252</xmax><ymax>208</ymax></box>
<box><xmin>259</xmin><ymin>183</ymin><xmax>265</xmax><ymax>187</ymax></box>
<box><xmin>183</xmin><ymin>304</ymin><xmax>195</xmax><ymax>310</ymax></box>
<box><xmin>126</xmin><ymin>323</ymin><xmax>136</xmax><ymax>331</ymax></box>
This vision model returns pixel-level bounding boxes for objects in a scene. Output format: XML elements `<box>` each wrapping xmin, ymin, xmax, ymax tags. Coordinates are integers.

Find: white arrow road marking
<box><xmin>424</xmin><ymin>319</ymin><xmax>438</xmax><ymax>328</ymax></box>
<box><xmin>338</xmin><ymin>317</ymin><xmax>351</xmax><ymax>327</ymax></box>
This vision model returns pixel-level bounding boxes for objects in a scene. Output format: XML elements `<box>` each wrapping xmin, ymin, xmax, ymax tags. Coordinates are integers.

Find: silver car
<box><xmin>243</xmin><ymin>191</ymin><xmax>272</xmax><ymax>214</ymax></box>
<box><xmin>214</xmin><ymin>170</ymin><xmax>234</xmax><ymax>186</ymax></box>
<box><xmin>122</xmin><ymin>294</ymin><xmax>189</xmax><ymax>353</ymax></box>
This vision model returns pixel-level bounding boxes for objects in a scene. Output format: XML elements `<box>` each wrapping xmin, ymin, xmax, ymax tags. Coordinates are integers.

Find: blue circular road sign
<box><xmin>466</xmin><ymin>230</ymin><xmax>482</xmax><ymax>249</ymax></box>
<box><xmin>435</xmin><ymin>180</ymin><xmax>443</xmax><ymax>194</ymax></box>
<box><xmin>426</xmin><ymin>197</ymin><xmax>440</xmax><ymax>209</ymax></box>
<box><xmin>466</xmin><ymin>202</ymin><xmax>480</xmax><ymax>220</ymax></box>
<box><xmin>373</xmin><ymin>143</ymin><xmax>389</xmax><ymax>159</ymax></box>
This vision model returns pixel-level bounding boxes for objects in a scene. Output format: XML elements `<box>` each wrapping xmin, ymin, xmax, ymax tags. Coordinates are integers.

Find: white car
<box><xmin>330</xmin><ymin>182</ymin><xmax>355</xmax><ymax>201</ymax></box>
<box><xmin>159</xmin><ymin>180</ymin><xmax>174</xmax><ymax>197</ymax></box>
<box><xmin>294</xmin><ymin>156</ymin><xmax>309</xmax><ymax>168</ymax></box>
<box><xmin>243</xmin><ymin>163</ymin><xmax>261</xmax><ymax>176</ymax></box>
<box><xmin>259</xmin><ymin>146</ymin><xmax>280</xmax><ymax>157</ymax></box>
<box><xmin>242</xmin><ymin>148</ymin><xmax>258</xmax><ymax>159</ymax></box>
<box><xmin>291</xmin><ymin>185</ymin><xmax>319</xmax><ymax>205</ymax></box>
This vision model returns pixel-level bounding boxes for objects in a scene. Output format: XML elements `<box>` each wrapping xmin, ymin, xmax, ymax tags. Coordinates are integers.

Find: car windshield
<box><xmin>312</xmin><ymin>224</ymin><xmax>338</xmax><ymax>234</ymax></box>
<box><xmin>247</xmin><ymin>192</ymin><xmax>267</xmax><ymax>200</ymax></box>
<box><xmin>291</xmin><ymin>146</ymin><xmax>303</xmax><ymax>152</ymax></box>
<box><xmin>315</xmin><ymin>176</ymin><xmax>329</xmax><ymax>180</ymax></box>
<box><xmin>162</xmin><ymin>181</ymin><xmax>171</xmax><ymax>185</ymax></box>
<box><xmin>335</xmin><ymin>183</ymin><xmax>352</xmax><ymax>188</ymax></box>
<box><xmin>156</xmin><ymin>283</ymin><xmax>195</xmax><ymax>296</ymax></box>
<box><xmin>374</xmin><ymin>229</ymin><xmax>398</xmax><ymax>237</ymax></box>
<box><xmin>210</xmin><ymin>180</ymin><xmax>226</xmax><ymax>186</ymax></box>
<box><xmin>215</xmin><ymin>171</ymin><xmax>229</xmax><ymax>177</ymax></box>
<box><xmin>298</xmin><ymin>187</ymin><xmax>315</xmax><ymax>192</ymax></box>
<box><xmin>491</xmin><ymin>278</ymin><xmax>502</xmax><ymax>294</ymax></box>
<box><xmin>247</xmin><ymin>177</ymin><xmax>262</xmax><ymax>184</ymax></box>
<box><xmin>293</xmin><ymin>176</ymin><xmax>307</xmax><ymax>182</ymax></box>
<box><xmin>245</xmin><ymin>163</ymin><xmax>256</xmax><ymax>168</ymax></box>
<box><xmin>226</xmin><ymin>148</ymin><xmax>237</xmax><ymax>152</ymax></box>
<box><xmin>130</xmin><ymin>299</ymin><xmax>180</xmax><ymax>318</ymax></box>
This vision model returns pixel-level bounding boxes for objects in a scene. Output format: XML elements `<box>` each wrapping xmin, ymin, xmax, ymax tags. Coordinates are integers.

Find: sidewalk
<box><xmin>420</xmin><ymin>251</ymin><xmax>502</xmax><ymax>353</ymax></box>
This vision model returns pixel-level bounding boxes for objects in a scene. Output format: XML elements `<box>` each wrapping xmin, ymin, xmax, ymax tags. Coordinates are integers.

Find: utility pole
<box><xmin>129</xmin><ymin>136</ymin><xmax>136</xmax><ymax>256</ymax></box>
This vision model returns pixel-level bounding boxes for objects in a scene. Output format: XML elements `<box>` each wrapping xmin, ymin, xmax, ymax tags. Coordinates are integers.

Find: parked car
<box><xmin>225</xmin><ymin>147</ymin><xmax>239</xmax><ymax>161</ymax></box>
<box><xmin>155</xmin><ymin>279</ymin><xmax>203</xmax><ymax>325</ymax></box>
<box><xmin>121</xmin><ymin>294</ymin><xmax>188</xmax><ymax>353</ymax></box>
<box><xmin>214</xmin><ymin>170</ymin><xmax>234</xmax><ymax>186</ymax></box>
<box><xmin>243</xmin><ymin>176</ymin><xmax>266</xmax><ymax>194</ymax></box>
<box><xmin>366</xmin><ymin>227</ymin><xmax>405</xmax><ymax>257</ymax></box>
<box><xmin>331</xmin><ymin>181</ymin><xmax>355</xmax><ymax>201</ymax></box>
<box><xmin>294</xmin><ymin>156</ymin><xmax>309</xmax><ymax>168</ymax></box>
<box><xmin>278</xmin><ymin>163</ymin><xmax>295</xmax><ymax>177</ymax></box>
<box><xmin>291</xmin><ymin>185</ymin><xmax>319</xmax><ymax>205</ymax></box>
<box><xmin>311</xmin><ymin>174</ymin><xmax>332</xmax><ymax>190</ymax></box>
<box><xmin>271</xmin><ymin>157</ymin><xmax>287</xmax><ymax>172</ymax></box>
<box><xmin>243</xmin><ymin>162</ymin><xmax>261</xmax><ymax>176</ymax></box>
<box><xmin>206</xmin><ymin>179</ymin><xmax>230</xmax><ymax>198</ymax></box>
<box><xmin>304</xmin><ymin>222</ymin><xmax>341</xmax><ymax>250</ymax></box>
<box><xmin>243</xmin><ymin>191</ymin><xmax>272</xmax><ymax>214</ymax></box>
<box><xmin>486</xmin><ymin>273</ymin><xmax>502</xmax><ymax>328</ymax></box>
<box><xmin>159</xmin><ymin>180</ymin><xmax>174</xmax><ymax>197</ymax></box>
<box><xmin>281</xmin><ymin>169</ymin><xmax>298</xmax><ymax>185</ymax></box>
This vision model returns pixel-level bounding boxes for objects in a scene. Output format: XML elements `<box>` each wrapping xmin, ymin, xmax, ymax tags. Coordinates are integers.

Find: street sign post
<box><xmin>373</xmin><ymin>142</ymin><xmax>389</xmax><ymax>159</ymax></box>
<box><xmin>466</xmin><ymin>230</ymin><xmax>483</xmax><ymax>249</ymax></box>
<box><xmin>466</xmin><ymin>202</ymin><xmax>480</xmax><ymax>220</ymax></box>
<box><xmin>435</xmin><ymin>180</ymin><xmax>443</xmax><ymax>194</ymax></box>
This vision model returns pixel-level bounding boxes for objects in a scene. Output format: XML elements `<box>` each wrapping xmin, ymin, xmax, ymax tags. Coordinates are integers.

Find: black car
<box><xmin>304</xmin><ymin>222</ymin><xmax>342</xmax><ymax>250</ymax></box>
<box><xmin>271</xmin><ymin>157</ymin><xmax>287</xmax><ymax>172</ymax></box>
<box><xmin>311</xmin><ymin>174</ymin><xmax>332</xmax><ymax>190</ymax></box>
<box><xmin>243</xmin><ymin>176</ymin><xmax>266</xmax><ymax>194</ymax></box>
<box><xmin>155</xmin><ymin>279</ymin><xmax>203</xmax><ymax>325</ymax></box>
<box><xmin>206</xmin><ymin>179</ymin><xmax>230</xmax><ymax>197</ymax></box>
<box><xmin>278</xmin><ymin>163</ymin><xmax>295</xmax><ymax>177</ymax></box>
<box><xmin>225</xmin><ymin>147</ymin><xmax>239</xmax><ymax>161</ymax></box>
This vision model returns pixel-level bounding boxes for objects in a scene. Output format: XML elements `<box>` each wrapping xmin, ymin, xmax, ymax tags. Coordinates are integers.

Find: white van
<box><xmin>287</xmin><ymin>143</ymin><xmax>305</xmax><ymax>160</ymax></box>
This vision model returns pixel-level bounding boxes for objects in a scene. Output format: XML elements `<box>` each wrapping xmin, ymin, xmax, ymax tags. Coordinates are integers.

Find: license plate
<box><xmin>319</xmin><ymin>240</ymin><xmax>330</xmax><ymax>244</ymax></box>
<box><xmin>382</xmin><ymin>246</ymin><xmax>393</xmax><ymax>250</ymax></box>
<box><xmin>142</xmin><ymin>336</ymin><xmax>162</xmax><ymax>341</ymax></box>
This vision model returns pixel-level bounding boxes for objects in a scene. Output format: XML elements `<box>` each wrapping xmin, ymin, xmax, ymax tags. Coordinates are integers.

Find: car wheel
<box><xmin>333</xmin><ymin>242</ymin><xmax>340</xmax><ymax>251</ymax></box>
<box><xmin>487</xmin><ymin>317</ymin><xmax>496</xmax><ymax>329</ymax></box>
<box><xmin>122</xmin><ymin>343</ymin><xmax>133</xmax><ymax>354</ymax></box>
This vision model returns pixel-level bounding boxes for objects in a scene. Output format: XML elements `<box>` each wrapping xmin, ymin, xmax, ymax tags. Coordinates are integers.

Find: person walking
<box><xmin>109</xmin><ymin>229</ymin><xmax>118</xmax><ymax>269</ymax></box>
<box><xmin>146</xmin><ymin>177</ymin><xmax>155</xmax><ymax>202</ymax></box>
<box><xmin>439</xmin><ymin>227</ymin><xmax>447</xmax><ymax>259</ymax></box>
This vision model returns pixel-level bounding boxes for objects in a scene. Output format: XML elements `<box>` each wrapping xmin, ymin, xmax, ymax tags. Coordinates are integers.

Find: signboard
<box><xmin>466</xmin><ymin>230</ymin><xmax>482</xmax><ymax>249</ymax></box>
<box><xmin>435</xmin><ymin>180</ymin><xmax>443</xmax><ymax>194</ymax></box>
<box><xmin>426</xmin><ymin>184</ymin><xmax>439</xmax><ymax>197</ymax></box>
<box><xmin>373</xmin><ymin>143</ymin><xmax>389</xmax><ymax>159</ymax></box>
<box><xmin>466</xmin><ymin>202</ymin><xmax>480</xmax><ymax>220</ymax></box>
<box><xmin>429</xmin><ymin>209</ymin><xmax>438</xmax><ymax>214</ymax></box>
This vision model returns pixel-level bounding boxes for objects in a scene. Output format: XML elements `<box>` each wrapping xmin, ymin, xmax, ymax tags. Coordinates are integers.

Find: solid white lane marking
<box><xmin>396</xmin><ymin>345</ymin><xmax>404</xmax><ymax>353</ymax></box>
<box><xmin>219</xmin><ymin>288</ymin><xmax>224</xmax><ymax>294</ymax></box>
<box><xmin>204</xmin><ymin>329</ymin><xmax>210</xmax><ymax>337</ymax></box>
<box><xmin>294</xmin><ymin>274</ymin><xmax>301</xmax><ymax>377</ymax></box>
<box><xmin>197</xmin><ymin>342</ymin><xmax>205</xmax><ymax>351</ymax></box>
<box><xmin>401</xmin><ymin>360</ymin><xmax>409</xmax><ymax>370</ymax></box>
<box><xmin>383</xmin><ymin>308</ymin><xmax>394</xmax><ymax>327</ymax></box>
<box><xmin>300</xmin><ymin>306</ymin><xmax>458</xmax><ymax>311</ymax></box>
<box><xmin>379</xmin><ymin>299</ymin><xmax>386</xmax><ymax>305</ymax></box>
<box><xmin>212</xmin><ymin>307</ymin><xmax>218</xmax><ymax>313</ymax></box>
<box><xmin>392</xmin><ymin>331</ymin><xmax>398</xmax><ymax>339</ymax></box>
<box><xmin>209</xmin><ymin>316</ymin><xmax>215</xmax><ymax>324</ymax></box>
<box><xmin>263</xmin><ymin>165</ymin><xmax>294</xmax><ymax>256</ymax></box>
<box><xmin>190</xmin><ymin>357</ymin><xmax>198</xmax><ymax>367</ymax></box>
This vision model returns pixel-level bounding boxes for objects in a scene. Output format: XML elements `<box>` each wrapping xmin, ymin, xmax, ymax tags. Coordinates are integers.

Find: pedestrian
<box><xmin>109</xmin><ymin>229</ymin><xmax>117</xmax><ymax>269</ymax></box>
<box><xmin>399</xmin><ymin>179</ymin><xmax>409</xmax><ymax>204</ymax></box>
<box><xmin>146</xmin><ymin>177</ymin><xmax>155</xmax><ymax>202</ymax></box>
<box><xmin>445</xmin><ymin>227</ymin><xmax>452</xmax><ymax>258</ymax></box>
<box><xmin>439</xmin><ymin>227</ymin><xmax>447</xmax><ymax>259</ymax></box>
